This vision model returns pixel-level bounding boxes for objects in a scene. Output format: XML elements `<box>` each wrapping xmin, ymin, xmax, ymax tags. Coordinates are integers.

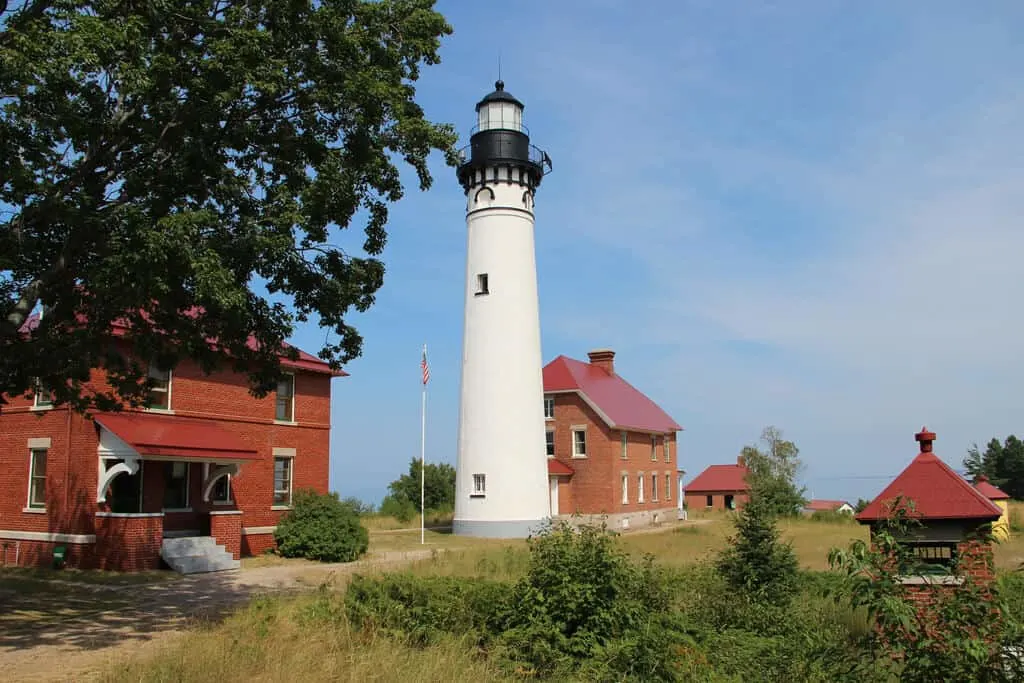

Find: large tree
<box><xmin>384</xmin><ymin>457</ymin><xmax>455</xmax><ymax>513</ymax></box>
<box><xmin>742</xmin><ymin>425</ymin><xmax>807</xmax><ymax>516</ymax></box>
<box><xmin>1</xmin><ymin>0</ymin><xmax>457</xmax><ymax>411</ymax></box>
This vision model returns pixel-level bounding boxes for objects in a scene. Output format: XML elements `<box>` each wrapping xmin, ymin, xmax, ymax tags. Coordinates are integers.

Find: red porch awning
<box><xmin>95</xmin><ymin>412</ymin><xmax>258</xmax><ymax>461</ymax></box>
<box><xmin>548</xmin><ymin>459</ymin><xmax>574</xmax><ymax>477</ymax></box>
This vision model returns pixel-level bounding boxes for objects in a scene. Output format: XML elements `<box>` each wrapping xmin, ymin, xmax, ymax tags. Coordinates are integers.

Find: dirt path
<box><xmin>0</xmin><ymin>549</ymin><xmax>439</xmax><ymax>683</ymax></box>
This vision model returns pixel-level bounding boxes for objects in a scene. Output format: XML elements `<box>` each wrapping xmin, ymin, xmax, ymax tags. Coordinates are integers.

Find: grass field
<box><xmin>99</xmin><ymin>512</ymin><xmax>1024</xmax><ymax>682</ymax></box>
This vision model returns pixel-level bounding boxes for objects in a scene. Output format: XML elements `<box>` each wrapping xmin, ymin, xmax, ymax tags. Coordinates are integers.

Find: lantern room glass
<box><xmin>478</xmin><ymin>100</ymin><xmax>522</xmax><ymax>132</ymax></box>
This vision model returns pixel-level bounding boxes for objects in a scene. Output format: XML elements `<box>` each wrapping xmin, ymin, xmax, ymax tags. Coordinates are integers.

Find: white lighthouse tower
<box><xmin>453</xmin><ymin>81</ymin><xmax>553</xmax><ymax>537</ymax></box>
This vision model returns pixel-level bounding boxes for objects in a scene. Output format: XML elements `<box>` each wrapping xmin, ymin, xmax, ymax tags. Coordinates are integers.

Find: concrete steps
<box><xmin>161</xmin><ymin>536</ymin><xmax>240</xmax><ymax>574</ymax></box>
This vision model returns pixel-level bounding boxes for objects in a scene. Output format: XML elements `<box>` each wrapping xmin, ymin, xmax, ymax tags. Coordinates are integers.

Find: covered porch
<box><xmin>92</xmin><ymin>412</ymin><xmax>257</xmax><ymax>571</ymax></box>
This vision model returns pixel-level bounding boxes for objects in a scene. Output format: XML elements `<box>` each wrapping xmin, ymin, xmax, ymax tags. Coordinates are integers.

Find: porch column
<box><xmin>210</xmin><ymin>510</ymin><xmax>243</xmax><ymax>560</ymax></box>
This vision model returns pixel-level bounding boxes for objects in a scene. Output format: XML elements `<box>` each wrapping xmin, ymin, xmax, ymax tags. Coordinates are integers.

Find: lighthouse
<box><xmin>453</xmin><ymin>81</ymin><xmax>553</xmax><ymax>537</ymax></box>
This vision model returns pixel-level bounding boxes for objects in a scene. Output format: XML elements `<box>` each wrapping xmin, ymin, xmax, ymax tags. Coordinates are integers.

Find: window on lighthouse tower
<box><xmin>475</xmin><ymin>273</ymin><xmax>489</xmax><ymax>296</ymax></box>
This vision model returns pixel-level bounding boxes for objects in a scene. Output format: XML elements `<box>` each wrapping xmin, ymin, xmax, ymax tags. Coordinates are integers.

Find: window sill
<box><xmin>29</xmin><ymin>405</ymin><xmax>54</xmax><ymax>412</ymax></box>
<box><xmin>571</xmin><ymin>455</ymin><xmax>587</xmax><ymax>459</ymax></box>
<box><xmin>163</xmin><ymin>507</ymin><xmax>193</xmax><ymax>513</ymax></box>
<box><xmin>545</xmin><ymin>417</ymin><xmax>554</xmax><ymax>421</ymax></box>
<box><xmin>898</xmin><ymin>575</ymin><xmax>964</xmax><ymax>586</ymax></box>
<box><xmin>274</xmin><ymin>420</ymin><xmax>297</xmax><ymax>426</ymax></box>
<box><xmin>212</xmin><ymin>500</ymin><xmax>235</xmax><ymax>506</ymax></box>
<box><xmin>469</xmin><ymin>494</ymin><xmax>486</xmax><ymax>498</ymax></box>
<box><xmin>473</xmin><ymin>292</ymin><xmax>489</xmax><ymax>297</ymax></box>
<box><xmin>271</xmin><ymin>505</ymin><xmax>292</xmax><ymax>511</ymax></box>
<box><xmin>145</xmin><ymin>408</ymin><xmax>175</xmax><ymax>415</ymax></box>
<box><xmin>23</xmin><ymin>507</ymin><xmax>47</xmax><ymax>514</ymax></box>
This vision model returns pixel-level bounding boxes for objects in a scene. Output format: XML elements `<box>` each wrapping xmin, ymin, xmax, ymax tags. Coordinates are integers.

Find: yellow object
<box><xmin>992</xmin><ymin>498</ymin><xmax>1010</xmax><ymax>543</ymax></box>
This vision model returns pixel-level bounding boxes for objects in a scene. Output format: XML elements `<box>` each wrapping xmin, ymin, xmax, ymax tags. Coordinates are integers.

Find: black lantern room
<box><xmin>456</xmin><ymin>81</ymin><xmax>552</xmax><ymax>192</ymax></box>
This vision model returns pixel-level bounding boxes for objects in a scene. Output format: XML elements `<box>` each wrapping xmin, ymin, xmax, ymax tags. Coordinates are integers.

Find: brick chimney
<box><xmin>587</xmin><ymin>349</ymin><xmax>615</xmax><ymax>375</ymax></box>
<box><xmin>737</xmin><ymin>454</ymin><xmax>746</xmax><ymax>468</ymax></box>
<box><xmin>915</xmin><ymin>426</ymin><xmax>936</xmax><ymax>453</ymax></box>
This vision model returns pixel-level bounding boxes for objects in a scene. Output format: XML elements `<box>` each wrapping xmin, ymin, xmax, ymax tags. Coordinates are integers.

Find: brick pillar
<box><xmin>93</xmin><ymin>513</ymin><xmax>164</xmax><ymax>571</ymax></box>
<box><xmin>210</xmin><ymin>511</ymin><xmax>243</xmax><ymax>559</ymax></box>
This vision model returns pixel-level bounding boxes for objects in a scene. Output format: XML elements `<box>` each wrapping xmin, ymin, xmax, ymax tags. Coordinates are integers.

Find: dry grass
<box><xmin>100</xmin><ymin>593</ymin><xmax>513</xmax><ymax>683</ymax></box>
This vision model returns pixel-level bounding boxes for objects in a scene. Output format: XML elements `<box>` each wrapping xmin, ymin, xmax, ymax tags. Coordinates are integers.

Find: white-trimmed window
<box><xmin>203</xmin><ymin>463</ymin><xmax>232</xmax><ymax>504</ymax></box>
<box><xmin>472</xmin><ymin>473</ymin><xmax>486</xmax><ymax>497</ymax></box>
<box><xmin>544</xmin><ymin>396</ymin><xmax>554</xmax><ymax>420</ymax></box>
<box><xmin>146</xmin><ymin>364</ymin><xmax>172</xmax><ymax>410</ymax></box>
<box><xmin>33</xmin><ymin>382</ymin><xmax>53</xmax><ymax>409</ymax></box>
<box><xmin>276</xmin><ymin>374</ymin><xmax>295</xmax><ymax>422</ymax></box>
<box><xmin>475</xmin><ymin>273</ymin><xmax>489</xmax><ymax>296</ymax></box>
<box><xmin>665</xmin><ymin>473</ymin><xmax>672</xmax><ymax>500</ymax></box>
<box><xmin>163</xmin><ymin>462</ymin><xmax>190</xmax><ymax>510</ymax></box>
<box><xmin>621</xmin><ymin>432</ymin><xmax>628</xmax><ymax>459</ymax></box>
<box><xmin>650</xmin><ymin>435</ymin><xmax>657</xmax><ymax>461</ymax></box>
<box><xmin>27</xmin><ymin>448</ymin><xmax>47</xmax><ymax>509</ymax></box>
<box><xmin>621</xmin><ymin>473</ymin><xmax>629</xmax><ymax>504</ymax></box>
<box><xmin>651</xmin><ymin>473</ymin><xmax>658</xmax><ymax>502</ymax></box>
<box><xmin>546</xmin><ymin>429</ymin><xmax>555</xmax><ymax>457</ymax></box>
<box><xmin>572</xmin><ymin>428</ymin><xmax>587</xmax><ymax>458</ymax></box>
<box><xmin>638</xmin><ymin>473</ymin><xmax>645</xmax><ymax>503</ymax></box>
<box><xmin>274</xmin><ymin>456</ymin><xmax>293</xmax><ymax>506</ymax></box>
<box><xmin>665</xmin><ymin>436</ymin><xmax>671</xmax><ymax>462</ymax></box>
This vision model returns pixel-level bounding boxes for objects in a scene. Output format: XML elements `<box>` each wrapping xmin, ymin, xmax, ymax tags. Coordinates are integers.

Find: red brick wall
<box><xmin>210</xmin><ymin>511</ymin><xmax>242</xmax><ymax>559</ymax></box>
<box><xmin>94</xmin><ymin>514</ymin><xmax>164</xmax><ymax>571</ymax></box>
<box><xmin>685</xmin><ymin>491</ymin><xmax>749</xmax><ymax>512</ymax></box>
<box><xmin>0</xmin><ymin>539</ymin><xmax>95</xmax><ymax>568</ymax></box>
<box><xmin>1</xmin><ymin>357</ymin><xmax>334</xmax><ymax>569</ymax></box>
<box><xmin>547</xmin><ymin>392</ymin><xmax>678</xmax><ymax>515</ymax></box>
<box><xmin>241</xmin><ymin>532</ymin><xmax>276</xmax><ymax>556</ymax></box>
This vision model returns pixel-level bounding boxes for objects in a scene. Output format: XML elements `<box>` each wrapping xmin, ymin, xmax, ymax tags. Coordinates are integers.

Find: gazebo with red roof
<box><xmin>856</xmin><ymin>427</ymin><xmax>1001</xmax><ymax>584</ymax></box>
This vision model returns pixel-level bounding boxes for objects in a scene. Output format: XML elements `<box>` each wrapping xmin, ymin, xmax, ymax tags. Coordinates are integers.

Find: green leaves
<box><xmin>274</xmin><ymin>489</ymin><xmax>370</xmax><ymax>562</ymax></box>
<box><xmin>742</xmin><ymin>426</ymin><xmax>807</xmax><ymax>517</ymax></box>
<box><xmin>1</xmin><ymin>0</ymin><xmax>458</xmax><ymax>410</ymax></box>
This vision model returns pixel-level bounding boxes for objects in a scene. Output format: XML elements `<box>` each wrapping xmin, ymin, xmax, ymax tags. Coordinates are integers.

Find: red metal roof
<box><xmin>856</xmin><ymin>427</ymin><xmax>1002</xmax><ymax>522</ymax></box>
<box><xmin>547</xmin><ymin>459</ymin><xmax>575</xmax><ymax>476</ymax></box>
<box><xmin>805</xmin><ymin>499</ymin><xmax>851</xmax><ymax>512</ymax></box>
<box><xmin>542</xmin><ymin>355</ymin><xmax>681</xmax><ymax>433</ymax></box>
<box><xmin>95</xmin><ymin>412</ymin><xmax>258</xmax><ymax>460</ymax></box>
<box><xmin>974</xmin><ymin>475</ymin><xmax>1010</xmax><ymax>501</ymax></box>
<box><xmin>685</xmin><ymin>464</ymin><xmax>750</xmax><ymax>493</ymax></box>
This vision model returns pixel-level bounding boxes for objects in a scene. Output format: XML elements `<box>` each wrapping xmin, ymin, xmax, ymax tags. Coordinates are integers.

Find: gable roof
<box><xmin>974</xmin><ymin>476</ymin><xmax>1010</xmax><ymax>501</ymax></box>
<box><xmin>856</xmin><ymin>427</ymin><xmax>1002</xmax><ymax>522</ymax></box>
<box><xmin>542</xmin><ymin>354</ymin><xmax>681</xmax><ymax>433</ymax></box>
<box><xmin>805</xmin><ymin>499</ymin><xmax>852</xmax><ymax>512</ymax></box>
<box><xmin>685</xmin><ymin>464</ymin><xmax>749</xmax><ymax>493</ymax></box>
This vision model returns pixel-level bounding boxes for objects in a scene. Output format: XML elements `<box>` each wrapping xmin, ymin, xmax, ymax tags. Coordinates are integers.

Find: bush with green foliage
<box><xmin>274</xmin><ymin>489</ymin><xmax>369</xmax><ymax>562</ymax></box>
<box><xmin>716</xmin><ymin>496</ymin><xmax>800</xmax><ymax>606</ymax></box>
<box><xmin>386</xmin><ymin>458</ymin><xmax>456</xmax><ymax>513</ymax></box>
<box><xmin>808</xmin><ymin>509</ymin><xmax>857</xmax><ymax>524</ymax></box>
<box><xmin>378</xmin><ymin>494</ymin><xmax>417</xmax><ymax>523</ymax></box>
<box><xmin>741</xmin><ymin>426</ymin><xmax>807</xmax><ymax>516</ymax></box>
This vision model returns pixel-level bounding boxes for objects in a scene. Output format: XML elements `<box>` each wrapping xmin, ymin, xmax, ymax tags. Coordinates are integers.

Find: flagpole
<box><xmin>420</xmin><ymin>344</ymin><xmax>427</xmax><ymax>545</ymax></box>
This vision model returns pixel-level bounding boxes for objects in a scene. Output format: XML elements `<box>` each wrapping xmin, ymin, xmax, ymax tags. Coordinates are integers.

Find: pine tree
<box><xmin>716</xmin><ymin>496</ymin><xmax>800</xmax><ymax>606</ymax></box>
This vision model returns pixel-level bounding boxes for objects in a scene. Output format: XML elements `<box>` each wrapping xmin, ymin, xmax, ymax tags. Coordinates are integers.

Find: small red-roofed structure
<box><xmin>974</xmin><ymin>475</ymin><xmax>1011</xmax><ymax>542</ymax></box>
<box><xmin>856</xmin><ymin>427</ymin><xmax>1000</xmax><ymax>587</ymax></box>
<box><xmin>684</xmin><ymin>456</ymin><xmax>750</xmax><ymax>511</ymax></box>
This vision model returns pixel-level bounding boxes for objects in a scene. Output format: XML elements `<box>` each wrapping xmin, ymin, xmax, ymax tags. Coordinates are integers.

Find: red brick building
<box><xmin>542</xmin><ymin>349</ymin><xmax>683</xmax><ymax>530</ymax></box>
<box><xmin>0</xmin><ymin>326</ymin><xmax>342</xmax><ymax>572</ymax></box>
<box><xmin>684</xmin><ymin>456</ymin><xmax>750</xmax><ymax>511</ymax></box>
<box><xmin>856</xmin><ymin>427</ymin><xmax>1000</xmax><ymax>587</ymax></box>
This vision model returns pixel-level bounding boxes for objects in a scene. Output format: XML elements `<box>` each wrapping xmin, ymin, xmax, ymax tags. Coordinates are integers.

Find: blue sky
<box><xmin>288</xmin><ymin>1</ymin><xmax>1024</xmax><ymax>506</ymax></box>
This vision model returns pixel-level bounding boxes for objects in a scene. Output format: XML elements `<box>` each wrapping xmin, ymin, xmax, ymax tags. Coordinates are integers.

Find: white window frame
<box><xmin>571</xmin><ymin>427</ymin><xmax>587</xmax><ymax>458</ymax></box>
<box><xmin>273</xmin><ymin>456</ymin><xmax>294</xmax><ymax>508</ymax></box>
<box><xmin>638</xmin><ymin>472</ymin><xmax>645</xmax><ymax>503</ymax></box>
<box><xmin>621</xmin><ymin>432</ymin><xmax>628</xmax><ymax>459</ymax></box>
<box><xmin>203</xmin><ymin>463</ymin><xmax>233</xmax><ymax>505</ymax></box>
<box><xmin>146</xmin><ymin>364</ymin><xmax>173</xmax><ymax>412</ymax></box>
<box><xmin>162</xmin><ymin>461</ymin><xmax>191</xmax><ymax>512</ymax></box>
<box><xmin>472</xmin><ymin>473</ymin><xmax>486</xmax><ymax>497</ymax></box>
<box><xmin>651</xmin><ymin>473</ymin><xmax>658</xmax><ymax>502</ymax></box>
<box><xmin>546</xmin><ymin>429</ymin><xmax>555</xmax><ymax>458</ymax></box>
<box><xmin>650</xmin><ymin>435</ymin><xmax>657</xmax><ymax>461</ymax></box>
<box><xmin>621</xmin><ymin>472</ymin><xmax>629</xmax><ymax>504</ymax></box>
<box><xmin>665</xmin><ymin>436</ymin><xmax>671</xmax><ymax>462</ymax></box>
<box><xmin>665</xmin><ymin>473</ymin><xmax>672</xmax><ymax>500</ymax></box>
<box><xmin>543</xmin><ymin>396</ymin><xmax>554</xmax><ymax>420</ymax></box>
<box><xmin>275</xmin><ymin>373</ymin><xmax>296</xmax><ymax>423</ymax></box>
<box><xmin>27</xmin><ymin>448</ymin><xmax>47</xmax><ymax>510</ymax></box>
<box><xmin>32</xmin><ymin>381</ymin><xmax>54</xmax><ymax>410</ymax></box>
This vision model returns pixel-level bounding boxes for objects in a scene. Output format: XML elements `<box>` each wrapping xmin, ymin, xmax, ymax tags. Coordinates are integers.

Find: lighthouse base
<box><xmin>452</xmin><ymin>517</ymin><xmax>550</xmax><ymax>539</ymax></box>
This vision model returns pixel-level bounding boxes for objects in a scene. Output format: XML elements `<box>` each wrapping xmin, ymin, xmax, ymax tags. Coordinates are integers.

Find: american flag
<box><xmin>421</xmin><ymin>345</ymin><xmax>430</xmax><ymax>385</ymax></box>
